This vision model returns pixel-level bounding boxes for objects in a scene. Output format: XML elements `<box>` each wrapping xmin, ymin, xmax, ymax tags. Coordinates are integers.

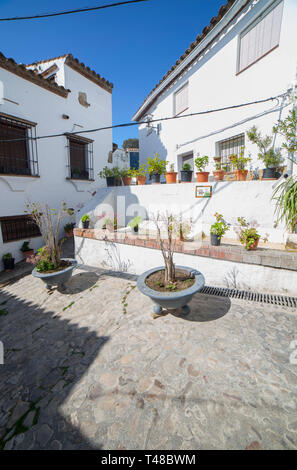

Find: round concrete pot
<box><xmin>32</xmin><ymin>258</ymin><xmax>78</xmax><ymax>290</ymax></box>
<box><xmin>137</xmin><ymin>266</ymin><xmax>205</xmax><ymax>316</ymax></box>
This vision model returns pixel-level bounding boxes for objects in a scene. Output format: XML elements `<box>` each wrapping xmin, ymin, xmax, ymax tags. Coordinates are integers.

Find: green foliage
<box><xmin>229</xmin><ymin>147</ymin><xmax>252</xmax><ymax>170</ymax></box>
<box><xmin>182</xmin><ymin>163</ymin><xmax>192</xmax><ymax>171</ymax></box>
<box><xmin>0</xmin><ymin>309</ymin><xmax>8</xmax><ymax>316</ymax></box>
<box><xmin>20</xmin><ymin>241</ymin><xmax>32</xmax><ymax>252</ymax></box>
<box><xmin>98</xmin><ymin>166</ymin><xmax>121</xmax><ymax>179</ymax></box>
<box><xmin>273</xmin><ymin>109</ymin><xmax>297</xmax><ymax>154</ymax></box>
<box><xmin>122</xmin><ymin>138</ymin><xmax>139</xmax><ymax>150</ymax></box>
<box><xmin>237</xmin><ymin>217</ymin><xmax>261</xmax><ymax>250</ymax></box>
<box><xmin>272</xmin><ymin>176</ymin><xmax>297</xmax><ymax>233</ymax></box>
<box><xmin>35</xmin><ymin>246</ymin><xmax>57</xmax><ymax>272</ymax></box>
<box><xmin>247</xmin><ymin>126</ymin><xmax>283</xmax><ymax>168</ymax></box>
<box><xmin>120</xmin><ymin>167</ymin><xmax>133</xmax><ymax>178</ymax></box>
<box><xmin>81</xmin><ymin>214</ymin><xmax>90</xmax><ymax>222</ymax></box>
<box><xmin>128</xmin><ymin>216</ymin><xmax>142</xmax><ymax>229</ymax></box>
<box><xmin>210</xmin><ymin>213</ymin><xmax>230</xmax><ymax>239</ymax></box>
<box><xmin>166</xmin><ymin>162</ymin><xmax>175</xmax><ymax>173</ymax></box>
<box><xmin>195</xmin><ymin>155</ymin><xmax>209</xmax><ymax>172</ymax></box>
<box><xmin>2</xmin><ymin>253</ymin><xmax>12</xmax><ymax>259</ymax></box>
<box><xmin>147</xmin><ymin>154</ymin><xmax>167</xmax><ymax>175</ymax></box>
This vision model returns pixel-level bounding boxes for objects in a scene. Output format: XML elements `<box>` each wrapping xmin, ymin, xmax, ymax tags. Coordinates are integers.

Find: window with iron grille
<box><xmin>0</xmin><ymin>215</ymin><xmax>41</xmax><ymax>243</ymax></box>
<box><xmin>0</xmin><ymin>114</ymin><xmax>39</xmax><ymax>176</ymax></box>
<box><xmin>218</xmin><ymin>134</ymin><xmax>245</xmax><ymax>169</ymax></box>
<box><xmin>66</xmin><ymin>135</ymin><xmax>94</xmax><ymax>180</ymax></box>
<box><xmin>238</xmin><ymin>0</ymin><xmax>283</xmax><ymax>73</ymax></box>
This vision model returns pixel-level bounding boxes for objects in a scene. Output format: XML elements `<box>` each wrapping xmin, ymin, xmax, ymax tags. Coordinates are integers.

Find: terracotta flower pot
<box><xmin>122</xmin><ymin>176</ymin><xmax>132</xmax><ymax>186</ymax></box>
<box><xmin>235</xmin><ymin>170</ymin><xmax>248</xmax><ymax>181</ymax></box>
<box><xmin>248</xmin><ymin>238</ymin><xmax>259</xmax><ymax>251</ymax></box>
<box><xmin>137</xmin><ymin>175</ymin><xmax>146</xmax><ymax>185</ymax></box>
<box><xmin>213</xmin><ymin>170</ymin><xmax>226</xmax><ymax>181</ymax></box>
<box><xmin>196</xmin><ymin>172</ymin><xmax>209</xmax><ymax>183</ymax></box>
<box><xmin>22</xmin><ymin>249</ymin><xmax>34</xmax><ymax>260</ymax></box>
<box><xmin>165</xmin><ymin>172</ymin><xmax>177</xmax><ymax>184</ymax></box>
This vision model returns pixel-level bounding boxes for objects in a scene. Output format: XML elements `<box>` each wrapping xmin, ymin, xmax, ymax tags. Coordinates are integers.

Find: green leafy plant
<box><xmin>35</xmin><ymin>246</ymin><xmax>56</xmax><ymax>272</ymax></box>
<box><xmin>98</xmin><ymin>166</ymin><xmax>121</xmax><ymax>179</ymax></box>
<box><xmin>273</xmin><ymin>109</ymin><xmax>297</xmax><ymax>155</ymax></box>
<box><xmin>182</xmin><ymin>163</ymin><xmax>192</xmax><ymax>171</ymax></box>
<box><xmin>20</xmin><ymin>241</ymin><xmax>32</xmax><ymax>252</ymax></box>
<box><xmin>128</xmin><ymin>216</ymin><xmax>142</xmax><ymax>230</ymax></box>
<box><xmin>120</xmin><ymin>167</ymin><xmax>133</xmax><ymax>178</ymax></box>
<box><xmin>2</xmin><ymin>253</ymin><xmax>12</xmax><ymax>259</ymax></box>
<box><xmin>195</xmin><ymin>155</ymin><xmax>209</xmax><ymax>172</ymax></box>
<box><xmin>247</xmin><ymin>126</ymin><xmax>283</xmax><ymax>168</ymax></box>
<box><xmin>166</xmin><ymin>162</ymin><xmax>175</xmax><ymax>173</ymax></box>
<box><xmin>147</xmin><ymin>154</ymin><xmax>166</xmax><ymax>175</ymax></box>
<box><xmin>272</xmin><ymin>176</ymin><xmax>297</xmax><ymax>233</ymax></box>
<box><xmin>103</xmin><ymin>217</ymin><xmax>117</xmax><ymax>230</ymax></box>
<box><xmin>210</xmin><ymin>213</ymin><xmax>230</xmax><ymax>239</ymax></box>
<box><xmin>81</xmin><ymin>214</ymin><xmax>90</xmax><ymax>223</ymax></box>
<box><xmin>215</xmin><ymin>162</ymin><xmax>227</xmax><ymax>171</ymax></box>
<box><xmin>134</xmin><ymin>164</ymin><xmax>147</xmax><ymax>177</ymax></box>
<box><xmin>237</xmin><ymin>217</ymin><xmax>261</xmax><ymax>250</ymax></box>
<box><xmin>229</xmin><ymin>147</ymin><xmax>251</xmax><ymax>170</ymax></box>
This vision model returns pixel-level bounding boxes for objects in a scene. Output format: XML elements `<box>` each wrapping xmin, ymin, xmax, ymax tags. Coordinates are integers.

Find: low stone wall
<box><xmin>74</xmin><ymin>228</ymin><xmax>297</xmax><ymax>296</ymax></box>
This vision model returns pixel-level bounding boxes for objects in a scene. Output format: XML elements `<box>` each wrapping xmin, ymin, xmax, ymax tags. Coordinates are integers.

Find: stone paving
<box><xmin>0</xmin><ymin>263</ymin><xmax>297</xmax><ymax>450</ymax></box>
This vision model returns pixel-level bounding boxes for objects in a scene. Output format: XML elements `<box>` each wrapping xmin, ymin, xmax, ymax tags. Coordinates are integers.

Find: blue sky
<box><xmin>0</xmin><ymin>0</ymin><xmax>223</xmax><ymax>146</ymax></box>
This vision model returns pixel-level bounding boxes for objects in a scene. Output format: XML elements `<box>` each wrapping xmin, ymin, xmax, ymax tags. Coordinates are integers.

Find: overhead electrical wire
<box><xmin>0</xmin><ymin>0</ymin><xmax>149</xmax><ymax>22</ymax></box>
<box><xmin>0</xmin><ymin>93</ymin><xmax>286</xmax><ymax>143</ymax></box>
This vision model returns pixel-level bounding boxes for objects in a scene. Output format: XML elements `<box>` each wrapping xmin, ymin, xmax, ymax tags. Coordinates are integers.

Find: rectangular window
<box><xmin>67</xmin><ymin>135</ymin><xmax>94</xmax><ymax>180</ymax></box>
<box><xmin>218</xmin><ymin>133</ymin><xmax>245</xmax><ymax>167</ymax></box>
<box><xmin>0</xmin><ymin>114</ymin><xmax>38</xmax><ymax>176</ymax></box>
<box><xmin>0</xmin><ymin>215</ymin><xmax>41</xmax><ymax>243</ymax></box>
<box><xmin>174</xmin><ymin>83</ymin><xmax>188</xmax><ymax>116</ymax></box>
<box><xmin>238</xmin><ymin>1</ymin><xmax>283</xmax><ymax>73</ymax></box>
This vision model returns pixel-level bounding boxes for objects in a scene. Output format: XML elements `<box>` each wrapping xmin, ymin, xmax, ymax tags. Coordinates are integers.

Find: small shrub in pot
<box><xmin>2</xmin><ymin>253</ymin><xmax>15</xmax><ymax>271</ymax></box>
<box><xmin>128</xmin><ymin>216</ymin><xmax>142</xmax><ymax>234</ymax></box>
<box><xmin>20</xmin><ymin>240</ymin><xmax>34</xmax><ymax>259</ymax></box>
<box><xmin>230</xmin><ymin>147</ymin><xmax>251</xmax><ymax>181</ymax></box>
<box><xmin>147</xmin><ymin>154</ymin><xmax>166</xmax><ymax>184</ymax></box>
<box><xmin>195</xmin><ymin>155</ymin><xmax>209</xmax><ymax>182</ymax></box>
<box><xmin>81</xmin><ymin>214</ymin><xmax>90</xmax><ymax>229</ymax></box>
<box><xmin>165</xmin><ymin>163</ymin><xmax>178</xmax><ymax>184</ymax></box>
<box><xmin>180</xmin><ymin>163</ymin><xmax>193</xmax><ymax>182</ymax></box>
<box><xmin>236</xmin><ymin>217</ymin><xmax>267</xmax><ymax>250</ymax></box>
<box><xmin>247</xmin><ymin>126</ymin><xmax>284</xmax><ymax>179</ymax></box>
<box><xmin>210</xmin><ymin>213</ymin><xmax>230</xmax><ymax>246</ymax></box>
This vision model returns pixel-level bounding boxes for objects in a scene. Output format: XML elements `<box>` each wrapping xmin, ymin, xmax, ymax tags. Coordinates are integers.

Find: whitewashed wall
<box><xmin>136</xmin><ymin>0</ymin><xmax>297</xmax><ymax>178</ymax></box>
<box><xmin>0</xmin><ymin>62</ymin><xmax>112</xmax><ymax>267</ymax></box>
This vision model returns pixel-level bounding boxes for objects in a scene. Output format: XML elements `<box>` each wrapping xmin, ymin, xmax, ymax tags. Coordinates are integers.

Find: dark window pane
<box><xmin>1</xmin><ymin>216</ymin><xmax>41</xmax><ymax>243</ymax></box>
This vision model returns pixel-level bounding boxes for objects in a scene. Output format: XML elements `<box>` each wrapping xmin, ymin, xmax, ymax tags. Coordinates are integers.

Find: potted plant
<box><xmin>180</xmin><ymin>163</ymin><xmax>193</xmax><ymax>182</ymax></box>
<box><xmin>147</xmin><ymin>154</ymin><xmax>166</xmax><ymax>184</ymax></box>
<box><xmin>81</xmin><ymin>214</ymin><xmax>90</xmax><ymax>229</ymax></box>
<box><xmin>121</xmin><ymin>168</ymin><xmax>133</xmax><ymax>186</ymax></box>
<box><xmin>137</xmin><ymin>213</ymin><xmax>205</xmax><ymax>316</ymax></box>
<box><xmin>2</xmin><ymin>253</ymin><xmax>15</xmax><ymax>271</ymax></box>
<box><xmin>132</xmin><ymin>164</ymin><xmax>147</xmax><ymax>185</ymax></box>
<box><xmin>210</xmin><ymin>213</ymin><xmax>230</xmax><ymax>246</ymax></box>
<box><xmin>230</xmin><ymin>148</ymin><xmax>251</xmax><ymax>181</ymax></box>
<box><xmin>237</xmin><ymin>217</ymin><xmax>264</xmax><ymax>251</ymax></box>
<box><xmin>27</xmin><ymin>202</ymin><xmax>78</xmax><ymax>289</ymax></box>
<box><xmin>195</xmin><ymin>155</ymin><xmax>209</xmax><ymax>182</ymax></box>
<box><xmin>128</xmin><ymin>216</ymin><xmax>142</xmax><ymax>235</ymax></box>
<box><xmin>213</xmin><ymin>162</ymin><xmax>227</xmax><ymax>181</ymax></box>
<box><xmin>64</xmin><ymin>223</ymin><xmax>75</xmax><ymax>238</ymax></box>
<box><xmin>103</xmin><ymin>216</ymin><xmax>117</xmax><ymax>231</ymax></box>
<box><xmin>247</xmin><ymin>126</ymin><xmax>284</xmax><ymax>179</ymax></box>
<box><xmin>71</xmin><ymin>168</ymin><xmax>82</xmax><ymax>179</ymax></box>
<box><xmin>165</xmin><ymin>163</ymin><xmax>178</xmax><ymax>184</ymax></box>
<box><xmin>98</xmin><ymin>166</ymin><xmax>120</xmax><ymax>187</ymax></box>
<box><xmin>20</xmin><ymin>241</ymin><xmax>34</xmax><ymax>260</ymax></box>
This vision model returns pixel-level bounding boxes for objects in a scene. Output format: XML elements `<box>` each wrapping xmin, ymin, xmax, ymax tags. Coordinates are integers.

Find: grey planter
<box><xmin>137</xmin><ymin>265</ymin><xmax>205</xmax><ymax>315</ymax></box>
<box><xmin>32</xmin><ymin>258</ymin><xmax>78</xmax><ymax>290</ymax></box>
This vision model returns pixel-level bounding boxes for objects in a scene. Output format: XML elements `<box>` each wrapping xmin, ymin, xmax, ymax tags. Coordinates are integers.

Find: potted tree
<box><xmin>210</xmin><ymin>213</ymin><xmax>230</xmax><ymax>246</ymax></box>
<box><xmin>137</xmin><ymin>213</ymin><xmax>205</xmax><ymax>316</ymax></box>
<box><xmin>165</xmin><ymin>163</ymin><xmax>178</xmax><ymax>184</ymax></box>
<box><xmin>230</xmin><ymin>148</ymin><xmax>251</xmax><ymax>181</ymax></box>
<box><xmin>128</xmin><ymin>216</ymin><xmax>142</xmax><ymax>235</ymax></box>
<box><xmin>195</xmin><ymin>155</ymin><xmax>209</xmax><ymax>182</ymax></box>
<box><xmin>247</xmin><ymin>126</ymin><xmax>283</xmax><ymax>179</ymax></box>
<box><xmin>20</xmin><ymin>241</ymin><xmax>34</xmax><ymax>260</ymax></box>
<box><xmin>213</xmin><ymin>162</ymin><xmax>227</xmax><ymax>181</ymax></box>
<box><xmin>2</xmin><ymin>253</ymin><xmax>15</xmax><ymax>271</ymax></box>
<box><xmin>64</xmin><ymin>223</ymin><xmax>75</xmax><ymax>238</ymax></box>
<box><xmin>147</xmin><ymin>154</ymin><xmax>166</xmax><ymax>184</ymax></box>
<box><xmin>180</xmin><ymin>163</ymin><xmax>193</xmax><ymax>182</ymax></box>
<box><xmin>132</xmin><ymin>164</ymin><xmax>147</xmax><ymax>185</ymax></box>
<box><xmin>81</xmin><ymin>214</ymin><xmax>90</xmax><ymax>229</ymax></box>
<box><xmin>27</xmin><ymin>202</ymin><xmax>78</xmax><ymax>290</ymax></box>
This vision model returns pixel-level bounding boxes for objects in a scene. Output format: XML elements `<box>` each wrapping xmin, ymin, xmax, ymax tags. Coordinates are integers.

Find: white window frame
<box><xmin>173</xmin><ymin>82</ymin><xmax>189</xmax><ymax>117</ymax></box>
<box><xmin>237</xmin><ymin>0</ymin><xmax>284</xmax><ymax>74</ymax></box>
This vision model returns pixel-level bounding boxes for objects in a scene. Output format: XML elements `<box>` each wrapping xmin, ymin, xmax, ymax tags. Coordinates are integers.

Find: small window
<box><xmin>218</xmin><ymin>134</ymin><xmax>245</xmax><ymax>167</ymax></box>
<box><xmin>0</xmin><ymin>114</ymin><xmax>38</xmax><ymax>176</ymax></box>
<box><xmin>0</xmin><ymin>215</ymin><xmax>41</xmax><ymax>243</ymax></box>
<box><xmin>66</xmin><ymin>135</ymin><xmax>94</xmax><ymax>180</ymax></box>
<box><xmin>238</xmin><ymin>1</ymin><xmax>283</xmax><ymax>73</ymax></box>
<box><xmin>174</xmin><ymin>83</ymin><xmax>188</xmax><ymax>116</ymax></box>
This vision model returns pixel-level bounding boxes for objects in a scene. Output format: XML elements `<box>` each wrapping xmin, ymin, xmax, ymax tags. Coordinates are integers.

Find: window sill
<box><xmin>236</xmin><ymin>44</ymin><xmax>279</xmax><ymax>76</ymax></box>
<box><xmin>66</xmin><ymin>177</ymin><xmax>95</xmax><ymax>182</ymax></box>
<box><xmin>0</xmin><ymin>173</ymin><xmax>39</xmax><ymax>178</ymax></box>
<box><xmin>174</xmin><ymin>107</ymin><xmax>189</xmax><ymax>117</ymax></box>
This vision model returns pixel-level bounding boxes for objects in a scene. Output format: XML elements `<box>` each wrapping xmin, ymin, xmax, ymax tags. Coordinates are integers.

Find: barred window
<box><xmin>66</xmin><ymin>135</ymin><xmax>94</xmax><ymax>180</ymax></box>
<box><xmin>0</xmin><ymin>215</ymin><xmax>41</xmax><ymax>243</ymax></box>
<box><xmin>218</xmin><ymin>134</ymin><xmax>245</xmax><ymax>168</ymax></box>
<box><xmin>0</xmin><ymin>114</ymin><xmax>38</xmax><ymax>176</ymax></box>
<box><xmin>238</xmin><ymin>1</ymin><xmax>283</xmax><ymax>73</ymax></box>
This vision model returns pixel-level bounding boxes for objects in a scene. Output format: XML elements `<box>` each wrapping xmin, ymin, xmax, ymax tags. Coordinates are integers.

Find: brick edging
<box><xmin>74</xmin><ymin>228</ymin><xmax>297</xmax><ymax>272</ymax></box>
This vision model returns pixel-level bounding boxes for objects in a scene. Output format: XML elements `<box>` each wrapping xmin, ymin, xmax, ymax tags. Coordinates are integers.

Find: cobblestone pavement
<box><xmin>0</xmin><ymin>265</ymin><xmax>297</xmax><ymax>450</ymax></box>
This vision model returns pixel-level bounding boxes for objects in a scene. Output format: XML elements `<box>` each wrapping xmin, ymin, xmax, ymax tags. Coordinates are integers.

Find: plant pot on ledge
<box><xmin>122</xmin><ymin>176</ymin><xmax>132</xmax><ymax>186</ymax></box>
<box><xmin>196</xmin><ymin>172</ymin><xmax>209</xmax><ymax>183</ymax></box>
<box><xmin>150</xmin><ymin>173</ymin><xmax>161</xmax><ymax>184</ymax></box>
<box><xmin>180</xmin><ymin>170</ymin><xmax>193</xmax><ymax>182</ymax></box>
<box><xmin>210</xmin><ymin>233</ymin><xmax>221</xmax><ymax>246</ymax></box>
<box><xmin>165</xmin><ymin>172</ymin><xmax>177</xmax><ymax>184</ymax></box>
<box><xmin>3</xmin><ymin>256</ymin><xmax>15</xmax><ymax>271</ymax></box>
<box><xmin>262</xmin><ymin>168</ymin><xmax>278</xmax><ymax>179</ymax></box>
<box><xmin>213</xmin><ymin>170</ymin><xmax>226</xmax><ymax>181</ymax></box>
<box><xmin>137</xmin><ymin>175</ymin><xmax>146</xmax><ymax>185</ymax></box>
<box><xmin>235</xmin><ymin>170</ymin><xmax>248</xmax><ymax>181</ymax></box>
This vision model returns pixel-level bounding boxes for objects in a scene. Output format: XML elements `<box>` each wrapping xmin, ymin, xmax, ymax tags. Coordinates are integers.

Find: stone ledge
<box><xmin>74</xmin><ymin>228</ymin><xmax>297</xmax><ymax>272</ymax></box>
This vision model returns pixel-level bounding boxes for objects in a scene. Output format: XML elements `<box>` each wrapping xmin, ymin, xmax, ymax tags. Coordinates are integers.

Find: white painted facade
<box><xmin>0</xmin><ymin>55</ymin><xmax>113</xmax><ymax>268</ymax></box>
<box><xmin>133</xmin><ymin>0</ymin><xmax>297</xmax><ymax>179</ymax></box>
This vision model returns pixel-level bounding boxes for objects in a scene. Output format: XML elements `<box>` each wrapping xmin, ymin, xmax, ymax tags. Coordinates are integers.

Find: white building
<box><xmin>0</xmin><ymin>52</ymin><xmax>113</xmax><ymax>267</ymax></box>
<box><xmin>133</xmin><ymin>0</ymin><xmax>297</xmax><ymax>179</ymax></box>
